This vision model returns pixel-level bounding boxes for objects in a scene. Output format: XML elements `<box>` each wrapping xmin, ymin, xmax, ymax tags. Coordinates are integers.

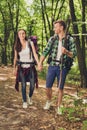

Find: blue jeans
<box><xmin>19</xmin><ymin>68</ymin><xmax>35</xmax><ymax>102</ymax></box>
<box><xmin>46</xmin><ymin>66</ymin><xmax>68</xmax><ymax>89</ymax></box>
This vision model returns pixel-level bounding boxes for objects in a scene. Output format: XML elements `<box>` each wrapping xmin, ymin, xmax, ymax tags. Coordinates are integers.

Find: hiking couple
<box><xmin>13</xmin><ymin>20</ymin><xmax>76</xmax><ymax>115</ymax></box>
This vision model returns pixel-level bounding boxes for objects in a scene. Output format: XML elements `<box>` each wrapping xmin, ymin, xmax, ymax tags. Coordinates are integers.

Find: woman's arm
<box><xmin>13</xmin><ymin>50</ymin><xmax>18</xmax><ymax>75</ymax></box>
<box><xmin>14</xmin><ymin>50</ymin><xmax>17</xmax><ymax>68</ymax></box>
<box><xmin>31</xmin><ymin>42</ymin><xmax>39</xmax><ymax>65</ymax></box>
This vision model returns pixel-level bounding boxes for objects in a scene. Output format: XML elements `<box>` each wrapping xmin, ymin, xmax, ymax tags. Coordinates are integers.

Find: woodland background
<box><xmin>0</xmin><ymin>0</ymin><xmax>87</xmax><ymax>87</ymax></box>
<box><xmin>0</xmin><ymin>1</ymin><xmax>87</xmax><ymax>130</ymax></box>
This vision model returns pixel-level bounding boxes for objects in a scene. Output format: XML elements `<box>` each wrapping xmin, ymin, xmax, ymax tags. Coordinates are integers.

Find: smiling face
<box><xmin>53</xmin><ymin>23</ymin><xmax>64</xmax><ymax>34</ymax></box>
<box><xmin>18</xmin><ymin>29</ymin><xmax>26</xmax><ymax>41</ymax></box>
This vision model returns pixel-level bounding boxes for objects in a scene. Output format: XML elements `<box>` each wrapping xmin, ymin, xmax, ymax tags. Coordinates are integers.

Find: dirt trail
<box><xmin>0</xmin><ymin>66</ymin><xmax>87</xmax><ymax>130</ymax></box>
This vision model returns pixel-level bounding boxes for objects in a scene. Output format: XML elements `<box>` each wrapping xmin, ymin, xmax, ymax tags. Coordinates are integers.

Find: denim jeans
<box><xmin>19</xmin><ymin>68</ymin><xmax>35</xmax><ymax>102</ymax></box>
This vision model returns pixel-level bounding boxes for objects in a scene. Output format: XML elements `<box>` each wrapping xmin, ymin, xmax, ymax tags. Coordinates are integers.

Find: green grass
<box><xmin>82</xmin><ymin>120</ymin><xmax>87</xmax><ymax>130</ymax></box>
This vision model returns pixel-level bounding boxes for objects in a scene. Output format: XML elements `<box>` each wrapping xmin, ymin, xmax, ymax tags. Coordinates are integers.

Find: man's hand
<box><xmin>38</xmin><ymin>55</ymin><xmax>45</xmax><ymax>71</ymax></box>
<box><xmin>62</xmin><ymin>47</ymin><xmax>73</xmax><ymax>58</ymax></box>
<box><xmin>62</xmin><ymin>47</ymin><xmax>68</xmax><ymax>54</ymax></box>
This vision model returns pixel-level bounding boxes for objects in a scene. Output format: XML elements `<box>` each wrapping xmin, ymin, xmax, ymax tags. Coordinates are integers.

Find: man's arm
<box><xmin>39</xmin><ymin>55</ymin><xmax>45</xmax><ymax>65</ymax></box>
<box><xmin>37</xmin><ymin>55</ymin><xmax>45</xmax><ymax>71</ymax></box>
<box><xmin>62</xmin><ymin>47</ymin><xmax>73</xmax><ymax>58</ymax></box>
<box><xmin>62</xmin><ymin>36</ymin><xmax>77</xmax><ymax>58</ymax></box>
<box><xmin>38</xmin><ymin>37</ymin><xmax>54</xmax><ymax>70</ymax></box>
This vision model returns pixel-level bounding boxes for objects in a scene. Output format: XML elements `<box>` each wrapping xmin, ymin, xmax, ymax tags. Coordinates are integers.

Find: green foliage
<box><xmin>62</xmin><ymin>93</ymin><xmax>87</xmax><ymax>122</ymax></box>
<box><xmin>0</xmin><ymin>0</ymin><xmax>87</xmax><ymax>87</ymax></box>
<box><xmin>63</xmin><ymin>106</ymin><xmax>82</xmax><ymax>122</ymax></box>
<box><xmin>63</xmin><ymin>98</ymin><xmax>85</xmax><ymax>122</ymax></box>
<box><xmin>74</xmin><ymin>99</ymin><xmax>82</xmax><ymax>107</ymax></box>
<box><xmin>38</xmin><ymin>65</ymin><xmax>47</xmax><ymax>80</ymax></box>
<box><xmin>0</xmin><ymin>0</ymin><xmax>31</xmax><ymax>64</ymax></box>
<box><xmin>82</xmin><ymin>120</ymin><xmax>87</xmax><ymax>130</ymax></box>
<box><xmin>66</xmin><ymin>61</ymin><xmax>80</xmax><ymax>85</ymax></box>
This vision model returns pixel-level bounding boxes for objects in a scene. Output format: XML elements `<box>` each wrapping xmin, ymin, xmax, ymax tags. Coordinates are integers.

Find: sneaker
<box><xmin>43</xmin><ymin>101</ymin><xmax>51</xmax><ymax>110</ymax></box>
<box><xmin>56</xmin><ymin>106</ymin><xmax>63</xmax><ymax>115</ymax></box>
<box><xmin>27</xmin><ymin>96</ymin><xmax>33</xmax><ymax>105</ymax></box>
<box><xmin>23</xmin><ymin>102</ymin><xmax>27</xmax><ymax>108</ymax></box>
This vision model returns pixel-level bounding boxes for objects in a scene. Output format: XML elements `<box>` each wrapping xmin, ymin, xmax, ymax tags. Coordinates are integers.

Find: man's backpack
<box><xmin>28</xmin><ymin>36</ymin><xmax>39</xmax><ymax>65</ymax></box>
<box><xmin>63</xmin><ymin>34</ymin><xmax>74</xmax><ymax>70</ymax></box>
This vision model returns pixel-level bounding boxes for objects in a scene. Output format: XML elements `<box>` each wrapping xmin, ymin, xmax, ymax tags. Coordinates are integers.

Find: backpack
<box><xmin>63</xmin><ymin>34</ymin><xmax>74</xmax><ymax>70</ymax></box>
<box><xmin>28</xmin><ymin>36</ymin><xmax>39</xmax><ymax>65</ymax></box>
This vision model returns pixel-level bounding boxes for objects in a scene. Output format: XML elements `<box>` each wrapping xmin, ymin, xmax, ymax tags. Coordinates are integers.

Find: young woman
<box><xmin>13</xmin><ymin>29</ymin><xmax>39</xmax><ymax>108</ymax></box>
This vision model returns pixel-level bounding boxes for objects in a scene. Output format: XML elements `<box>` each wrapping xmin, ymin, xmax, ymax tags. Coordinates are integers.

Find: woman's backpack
<box><xmin>28</xmin><ymin>36</ymin><xmax>39</xmax><ymax>65</ymax></box>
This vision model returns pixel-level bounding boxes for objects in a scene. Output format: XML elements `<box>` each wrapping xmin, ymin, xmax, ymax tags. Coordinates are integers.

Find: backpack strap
<box><xmin>28</xmin><ymin>39</ymin><xmax>33</xmax><ymax>59</ymax></box>
<box><xmin>64</xmin><ymin>34</ymin><xmax>72</xmax><ymax>50</ymax></box>
<box><xmin>28</xmin><ymin>39</ymin><xmax>37</xmax><ymax>65</ymax></box>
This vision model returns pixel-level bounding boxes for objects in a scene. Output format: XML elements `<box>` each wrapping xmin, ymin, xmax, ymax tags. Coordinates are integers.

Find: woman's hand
<box><xmin>37</xmin><ymin>62</ymin><xmax>43</xmax><ymax>71</ymax></box>
<box><xmin>13</xmin><ymin>68</ymin><xmax>17</xmax><ymax>76</ymax></box>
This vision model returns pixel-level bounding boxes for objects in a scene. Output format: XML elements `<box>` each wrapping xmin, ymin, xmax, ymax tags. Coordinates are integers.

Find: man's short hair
<box><xmin>53</xmin><ymin>20</ymin><xmax>66</xmax><ymax>30</ymax></box>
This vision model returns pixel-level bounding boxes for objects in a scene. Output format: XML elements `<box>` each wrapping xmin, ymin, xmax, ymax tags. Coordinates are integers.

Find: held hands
<box><xmin>37</xmin><ymin>55</ymin><xmax>45</xmax><ymax>71</ymax></box>
<box><xmin>37</xmin><ymin>62</ymin><xmax>43</xmax><ymax>71</ymax></box>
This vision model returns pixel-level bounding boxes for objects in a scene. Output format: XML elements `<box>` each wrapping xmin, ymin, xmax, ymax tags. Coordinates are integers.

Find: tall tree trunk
<box><xmin>2</xmin><ymin>46</ymin><xmax>7</xmax><ymax>65</ymax></box>
<box><xmin>69</xmin><ymin>0</ymin><xmax>87</xmax><ymax>88</ymax></box>
<box><xmin>11</xmin><ymin>0</ymin><xmax>20</xmax><ymax>64</ymax></box>
<box><xmin>40</xmin><ymin>0</ymin><xmax>48</xmax><ymax>41</ymax></box>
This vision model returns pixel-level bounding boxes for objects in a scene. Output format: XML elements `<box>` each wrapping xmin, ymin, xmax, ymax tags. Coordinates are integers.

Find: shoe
<box><xmin>43</xmin><ymin>101</ymin><xmax>51</xmax><ymax>110</ymax></box>
<box><xmin>56</xmin><ymin>106</ymin><xmax>63</xmax><ymax>115</ymax></box>
<box><xmin>23</xmin><ymin>102</ymin><xmax>27</xmax><ymax>108</ymax></box>
<box><xmin>82</xmin><ymin>99</ymin><xmax>87</xmax><ymax>104</ymax></box>
<box><xmin>27</xmin><ymin>96</ymin><xmax>33</xmax><ymax>105</ymax></box>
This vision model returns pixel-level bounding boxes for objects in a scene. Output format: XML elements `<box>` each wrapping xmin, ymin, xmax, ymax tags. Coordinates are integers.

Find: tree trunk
<box><xmin>69</xmin><ymin>0</ymin><xmax>87</xmax><ymax>88</ymax></box>
<box><xmin>40</xmin><ymin>0</ymin><xmax>49</xmax><ymax>41</ymax></box>
<box><xmin>2</xmin><ymin>46</ymin><xmax>7</xmax><ymax>65</ymax></box>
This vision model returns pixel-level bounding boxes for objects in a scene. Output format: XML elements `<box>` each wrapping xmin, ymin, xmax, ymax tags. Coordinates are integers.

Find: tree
<box><xmin>0</xmin><ymin>0</ymin><xmax>20</xmax><ymax>65</ymax></box>
<box><xmin>69</xmin><ymin>0</ymin><xmax>87</xmax><ymax>88</ymax></box>
<box><xmin>40</xmin><ymin>0</ymin><xmax>66</xmax><ymax>41</ymax></box>
<box><xmin>0</xmin><ymin>0</ymin><xmax>30</xmax><ymax>64</ymax></box>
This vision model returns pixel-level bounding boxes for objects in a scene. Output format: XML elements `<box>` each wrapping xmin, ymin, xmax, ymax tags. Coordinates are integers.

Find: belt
<box><xmin>52</xmin><ymin>59</ymin><xmax>61</xmax><ymax>63</ymax></box>
<box><xmin>17</xmin><ymin>61</ymin><xmax>35</xmax><ymax>65</ymax></box>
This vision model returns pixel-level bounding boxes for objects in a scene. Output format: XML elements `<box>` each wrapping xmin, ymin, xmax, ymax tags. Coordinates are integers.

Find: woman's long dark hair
<box><xmin>14</xmin><ymin>29</ymin><xmax>27</xmax><ymax>53</ymax></box>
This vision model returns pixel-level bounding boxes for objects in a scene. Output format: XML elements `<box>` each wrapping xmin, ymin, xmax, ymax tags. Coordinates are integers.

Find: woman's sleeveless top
<box><xmin>19</xmin><ymin>41</ymin><xmax>34</xmax><ymax>68</ymax></box>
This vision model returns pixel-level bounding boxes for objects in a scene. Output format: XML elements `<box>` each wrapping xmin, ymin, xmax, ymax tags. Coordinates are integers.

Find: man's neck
<box><xmin>58</xmin><ymin>32</ymin><xmax>65</xmax><ymax>41</ymax></box>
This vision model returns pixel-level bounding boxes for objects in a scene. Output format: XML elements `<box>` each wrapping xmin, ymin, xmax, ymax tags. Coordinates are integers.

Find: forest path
<box><xmin>0</xmin><ymin>66</ymin><xmax>87</xmax><ymax>130</ymax></box>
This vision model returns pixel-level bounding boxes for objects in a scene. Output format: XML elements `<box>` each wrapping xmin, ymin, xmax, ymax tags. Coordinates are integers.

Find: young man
<box><xmin>39</xmin><ymin>20</ymin><xmax>76</xmax><ymax>114</ymax></box>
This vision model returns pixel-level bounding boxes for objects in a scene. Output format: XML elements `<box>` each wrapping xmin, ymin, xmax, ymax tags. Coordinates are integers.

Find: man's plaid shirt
<box><xmin>42</xmin><ymin>34</ymin><xmax>77</xmax><ymax>68</ymax></box>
